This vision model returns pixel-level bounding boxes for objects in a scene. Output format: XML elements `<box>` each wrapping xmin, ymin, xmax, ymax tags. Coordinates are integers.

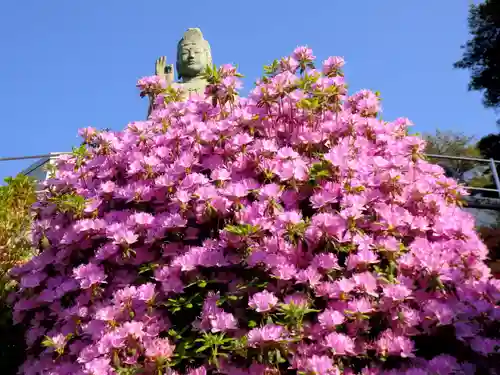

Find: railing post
<box><xmin>489</xmin><ymin>158</ymin><xmax>500</xmax><ymax>198</ymax></box>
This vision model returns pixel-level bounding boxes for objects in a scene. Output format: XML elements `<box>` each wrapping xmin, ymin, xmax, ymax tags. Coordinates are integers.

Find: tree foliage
<box><xmin>474</xmin><ymin>132</ymin><xmax>500</xmax><ymax>197</ymax></box>
<box><xmin>455</xmin><ymin>0</ymin><xmax>500</xmax><ymax>110</ymax></box>
<box><xmin>0</xmin><ymin>174</ymin><xmax>37</xmax><ymax>374</ymax></box>
<box><xmin>0</xmin><ymin>174</ymin><xmax>37</xmax><ymax>298</ymax></box>
<box><xmin>478</xmin><ymin>132</ymin><xmax>500</xmax><ymax>160</ymax></box>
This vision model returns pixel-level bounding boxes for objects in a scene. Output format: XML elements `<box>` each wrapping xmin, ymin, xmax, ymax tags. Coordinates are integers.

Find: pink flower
<box><xmin>137</xmin><ymin>75</ymin><xmax>166</xmax><ymax>97</ymax></box>
<box><xmin>279</xmin><ymin>56</ymin><xmax>300</xmax><ymax>73</ymax></box>
<box><xmin>318</xmin><ymin>309</ymin><xmax>345</xmax><ymax>330</ymax></box>
<box><xmin>293</xmin><ymin>46</ymin><xmax>315</xmax><ymax>62</ymax></box>
<box><xmin>78</xmin><ymin>126</ymin><xmax>97</xmax><ymax>141</ymax></box>
<box><xmin>111</xmin><ymin>228</ymin><xmax>138</xmax><ymax>245</ymax></box>
<box><xmin>20</xmin><ymin>272</ymin><xmax>46</xmax><ymax>288</ymax></box>
<box><xmin>49</xmin><ymin>333</ymin><xmax>67</xmax><ymax>352</ymax></box>
<box><xmin>322</xmin><ymin>56</ymin><xmax>345</xmax><ymax>75</ymax></box>
<box><xmin>100</xmin><ymin>181</ymin><xmax>116</xmax><ymax>194</ymax></box>
<box><xmin>347</xmin><ymin>249</ymin><xmax>379</xmax><ymax>270</ymax></box>
<box><xmin>272</xmin><ymin>263</ymin><xmax>298</xmax><ymax>280</ymax></box>
<box><xmin>428</xmin><ymin>355</ymin><xmax>461</xmax><ymax>375</ymax></box>
<box><xmin>423</xmin><ymin>300</ymin><xmax>454</xmax><ymax>325</ymax></box>
<box><xmin>187</xmin><ymin>366</ymin><xmax>207</xmax><ymax>375</ymax></box>
<box><xmin>94</xmin><ymin>305</ymin><xmax>119</xmax><ymax>321</ymax></box>
<box><xmin>247</xmin><ymin>324</ymin><xmax>286</xmax><ymax>347</ymax></box>
<box><xmin>470</xmin><ymin>336</ymin><xmax>500</xmax><ymax>356</ymax></box>
<box><xmin>144</xmin><ymin>338</ymin><xmax>175</xmax><ymax>359</ymax></box>
<box><xmin>297</xmin><ymin>267</ymin><xmax>322</xmax><ymax>287</ymax></box>
<box><xmin>113</xmin><ymin>285</ymin><xmax>138</xmax><ymax>304</ymax></box>
<box><xmin>131</xmin><ymin>212</ymin><xmax>155</xmax><ymax>226</ymax></box>
<box><xmin>312</xmin><ymin>253</ymin><xmax>340</xmax><ymax>270</ymax></box>
<box><xmin>211</xmin><ymin>168</ymin><xmax>231</xmax><ymax>181</ymax></box>
<box><xmin>73</xmin><ymin>263</ymin><xmax>106</xmax><ymax>289</ymax></box>
<box><xmin>248</xmin><ymin>290</ymin><xmax>279</xmax><ymax>312</ymax></box>
<box><xmin>135</xmin><ymin>283</ymin><xmax>156</xmax><ymax>302</ymax></box>
<box><xmin>353</xmin><ymin>272</ymin><xmax>379</xmax><ymax>296</ymax></box>
<box><xmin>209</xmin><ymin>311</ymin><xmax>238</xmax><ymax>333</ymax></box>
<box><xmin>284</xmin><ymin>293</ymin><xmax>309</xmax><ymax>307</ymax></box>
<box><xmin>376</xmin><ymin>330</ymin><xmax>415</xmax><ymax>358</ymax></box>
<box><xmin>84</xmin><ymin>357</ymin><xmax>114</xmax><ymax>375</ymax></box>
<box><xmin>122</xmin><ymin>321</ymin><xmax>145</xmax><ymax>339</ymax></box>
<box><xmin>98</xmin><ymin>330</ymin><xmax>126</xmax><ymax>353</ymax></box>
<box><xmin>382</xmin><ymin>284</ymin><xmax>412</xmax><ymax>302</ymax></box>
<box><xmin>304</xmin><ymin>355</ymin><xmax>338</xmax><ymax>375</ymax></box>
<box><xmin>324</xmin><ymin>332</ymin><xmax>355</xmax><ymax>355</ymax></box>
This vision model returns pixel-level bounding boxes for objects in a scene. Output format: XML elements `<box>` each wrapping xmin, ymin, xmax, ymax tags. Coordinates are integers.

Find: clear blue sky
<box><xmin>0</xmin><ymin>0</ymin><xmax>497</xmax><ymax>180</ymax></box>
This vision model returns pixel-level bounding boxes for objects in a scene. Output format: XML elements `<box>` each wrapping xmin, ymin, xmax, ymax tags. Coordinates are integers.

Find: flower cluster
<box><xmin>11</xmin><ymin>47</ymin><xmax>500</xmax><ymax>375</ymax></box>
<box><xmin>137</xmin><ymin>75</ymin><xmax>167</xmax><ymax>98</ymax></box>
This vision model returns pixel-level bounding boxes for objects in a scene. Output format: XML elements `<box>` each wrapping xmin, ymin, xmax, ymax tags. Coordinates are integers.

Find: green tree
<box><xmin>0</xmin><ymin>175</ymin><xmax>37</xmax><ymax>295</ymax></box>
<box><xmin>455</xmin><ymin>0</ymin><xmax>500</xmax><ymax>111</ymax></box>
<box><xmin>474</xmin><ymin>132</ymin><xmax>500</xmax><ymax>197</ymax></box>
<box><xmin>0</xmin><ymin>174</ymin><xmax>37</xmax><ymax>374</ymax></box>
<box><xmin>478</xmin><ymin>132</ymin><xmax>500</xmax><ymax>160</ymax></box>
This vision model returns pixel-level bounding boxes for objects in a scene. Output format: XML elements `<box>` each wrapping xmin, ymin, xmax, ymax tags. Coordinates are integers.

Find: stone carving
<box><xmin>155</xmin><ymin>27</ymin><xmax>212</xmax><ymax>97</ymax></box>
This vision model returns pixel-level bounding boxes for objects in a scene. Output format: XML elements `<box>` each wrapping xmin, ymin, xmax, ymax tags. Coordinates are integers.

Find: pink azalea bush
<box><xmin>10</xmin><ymin>47</ymin><xmax>500</xmax><ymax>375</ymax></box>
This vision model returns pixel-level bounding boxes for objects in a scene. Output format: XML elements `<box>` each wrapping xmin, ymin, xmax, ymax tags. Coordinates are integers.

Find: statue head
<box><xmin>176</xmin><ymin>28</ymin><xmax>212</xmax><ymax>80</ymax></box>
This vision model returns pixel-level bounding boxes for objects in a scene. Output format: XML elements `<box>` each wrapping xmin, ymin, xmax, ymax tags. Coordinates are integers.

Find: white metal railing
<box><xmin>425</xmin><ymin>154</ymin><xmax>500</xmax><ymax>198</ymax></box>
<box><xmin>0</xmin><ymin>152</ymin><xmax>71</xmax><ymax>162</ymax></box>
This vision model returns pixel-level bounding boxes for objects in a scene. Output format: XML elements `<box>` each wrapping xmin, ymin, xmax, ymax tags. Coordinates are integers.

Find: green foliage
<box><xmin>72</xmin><ymin>144</ymin><xmax>90</xmax><ymax>169</ymax></box>
<box><xmin>474</xmin><ymin>133</ymin><xmax>500</xmax><ymax>196</ymax></box>
<box><xmin>478</xmin><ymin>133</ymin><xmax>500</xmax><ymax>160</ymax></box>
<box><xmin>0</xmin><ymin>174</ymin><xmax>37</xmax><ymax>373</ymax></box>
<box><xmin>455</xmin><ymin>1</ymin><xmax>500</xmax><ymax>110</ymax></box>
<box><xmin>162</xmin><ymin>86</ymin><xmax>186</xmax><ymax>105</ymax></box>
<box><xmin>48</xmin><ymin>191</ymin><xmax>86</xmax><ymax>218</ymax></box>
<box><xmin>224</xmin><ymin>223</ymin><xmax>261</xmax><ymax>238</ymax></box>
<box><xmin>164</xmin><ymin>294</ymin><xmax>204</xmax><ymax>314</ymax></box>
<box><xmin>309</xmin><ymin>161</ymin><xmax>331</xmax><ymax>185</ymax></box>
<box><xmin>275</xmin><ymin>302</ymin><xmax>318</xmax><ymax>332</ymax></box>
<box><xmin>0</xmin><ymin>174</ymin><xmax>37</xmax><ymax>298</ymax></box>
<box><xmin>203</xmin><ymin>63</ymin><xmax>222</xmax><ymax>84</ymax></box>
<box><xmin>194</xmin><ymin>332</ymin><xmax>237</xmax><ymax>366</ymax></box>
<box><xmin>263</xmin><ymin>59</ymin><xmax>279</xmax><ymax>77</ymax></box>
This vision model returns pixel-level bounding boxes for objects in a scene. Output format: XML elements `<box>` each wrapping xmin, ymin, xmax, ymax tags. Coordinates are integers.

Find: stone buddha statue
<box><xmin>154</xmin><ymin>28</ymin><xmax>212</xmax><ymax>98</ymax></box>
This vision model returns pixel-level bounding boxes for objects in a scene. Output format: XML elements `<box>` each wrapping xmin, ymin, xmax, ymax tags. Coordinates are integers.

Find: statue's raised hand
<box><xmin>155</xmin><ymin>56</ymin><xmax>174</xmax><ymax>85</ymax></box>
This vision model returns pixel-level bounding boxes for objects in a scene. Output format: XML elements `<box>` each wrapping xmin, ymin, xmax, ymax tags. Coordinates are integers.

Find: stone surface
<box><xmin>463</xmin><ymin>195</ymin><xmax>500</xmax><ymax>227</ymax></box>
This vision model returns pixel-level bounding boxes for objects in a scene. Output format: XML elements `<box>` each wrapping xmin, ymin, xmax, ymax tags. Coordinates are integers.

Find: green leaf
<box><xmin>41</xmin><ymin>337</ymin><xmax>53</xmax><ymax>348</ymax></box>
<box><xmin>49</xmin><ymin>192</ymin><xmax>87</xmax><ymax>217</ymax></box>
<box><xmin>264</xmin><ymin>59</ymin><xmax>279</xmax><ymax>76</ymax></box>
<box><xmin>198</xmin><ymin>280</ymin><xmax>207</xmax><ymax>288</ymax></box>
<box><xmin>196</xmin><ymin>345</ymin><xmax>210</xmax><ymax>353</ymax></box>
<box><xmin>138</xmin><ymin>262</ymin><xmax>159</xmax><ymax>274</ymax></box>
<box><xmin>224</xmin><ymin>223</ymin><xmax>260</xmax><ymax>237</ymax></box>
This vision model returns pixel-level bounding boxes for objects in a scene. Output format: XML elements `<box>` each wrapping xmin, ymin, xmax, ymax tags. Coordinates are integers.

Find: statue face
<box><xmin>178</xmin><ymin>42</ymin><xmax>208</xmax><ymax>78</ymax></box>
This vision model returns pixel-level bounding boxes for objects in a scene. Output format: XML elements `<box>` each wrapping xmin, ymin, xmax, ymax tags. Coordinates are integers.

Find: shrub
<box><xmin>0</xmin><ymin>175</ymin><xmax>37</xmax><ymax>373</ymax></box>
<box><xmin>11</xmin><ymin>49</ymin><xmax>500</xmax><ymax>375</ymax></box>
